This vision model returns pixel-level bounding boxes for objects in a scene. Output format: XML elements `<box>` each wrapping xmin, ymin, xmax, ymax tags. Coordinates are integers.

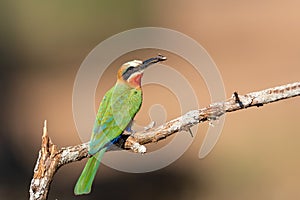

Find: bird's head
<box><xmin>117</xmin><ymin>54</ymin><xmax>167</xmax><ymax>88</ymax></box>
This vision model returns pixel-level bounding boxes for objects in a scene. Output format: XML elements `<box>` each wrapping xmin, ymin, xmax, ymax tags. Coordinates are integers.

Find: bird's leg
<box><xmin>123</xmin><ymin>120</ymin><xmax>156</xmax><ymax>136</ymax></box>
<box><xmin>123</xmin><ymin>120</ymin><xmax>135</xmax><ymax>135</ymax></box>
<box><xmin>122</xmin><ymin>120</ymin><xmax>149</xmax><ymax>154</ymax></box>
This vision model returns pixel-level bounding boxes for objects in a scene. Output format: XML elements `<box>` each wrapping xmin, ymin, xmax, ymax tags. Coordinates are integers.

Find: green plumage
<box><xmin>74</xmin><ymin>82</ymin><xmax>142</xmax><ymax>195</ymax></box>
<box><xmin>74</xmin><ymin>54</ymin><xmax>166</xmax><ymax>195</ymax></box>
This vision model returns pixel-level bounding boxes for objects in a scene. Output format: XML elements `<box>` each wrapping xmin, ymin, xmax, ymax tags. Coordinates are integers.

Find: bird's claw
<box><xmin>123</xmin><ymin>129</ymin><xmax>136</xmax><ymax>136</ymax></box>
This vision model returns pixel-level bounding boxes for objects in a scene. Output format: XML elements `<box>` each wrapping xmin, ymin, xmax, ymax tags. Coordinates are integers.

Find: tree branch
<box><xmin>29</xmin><ymin>82</ymin><xmax>300</xmax><ymax>200</ymax></box>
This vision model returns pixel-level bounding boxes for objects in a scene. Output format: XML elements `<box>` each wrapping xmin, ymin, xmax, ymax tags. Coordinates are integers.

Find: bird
<box><xmin>74</xmin><ymin>54</ymin><xmax>167</xmax><ymax>195</ymax></box>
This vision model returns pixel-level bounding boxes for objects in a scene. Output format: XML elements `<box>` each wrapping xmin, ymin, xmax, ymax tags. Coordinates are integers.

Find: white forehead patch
<box><xmin>125</xmin><ymin>60</ymin><xmax>142</xmax><ymax>67</ymax></box>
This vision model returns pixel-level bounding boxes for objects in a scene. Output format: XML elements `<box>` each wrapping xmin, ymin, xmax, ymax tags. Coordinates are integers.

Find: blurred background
<box><xmin>1</xmin><ymin>1</ymin><xmax>300</xmax><ymax>199</ymax></box>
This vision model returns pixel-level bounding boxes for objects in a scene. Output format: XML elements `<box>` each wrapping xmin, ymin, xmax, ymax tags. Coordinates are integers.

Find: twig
<box><xmin>29</xmin><ymin>82</ymin><xmax>300</xmax><ymax>200</ymax></box>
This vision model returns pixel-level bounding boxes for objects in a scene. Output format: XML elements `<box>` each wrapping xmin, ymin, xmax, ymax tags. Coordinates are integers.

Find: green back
<box><xmin>89</xmin><ymin>82</ymin><xmax>142</xmax><ymax>155</ymax></box>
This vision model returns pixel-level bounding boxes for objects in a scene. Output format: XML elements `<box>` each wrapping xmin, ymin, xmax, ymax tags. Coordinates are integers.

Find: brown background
<box><xmin>1</xmin><ymin>1</ymin><xmax>300</xmax><ymax>199</ymax></box>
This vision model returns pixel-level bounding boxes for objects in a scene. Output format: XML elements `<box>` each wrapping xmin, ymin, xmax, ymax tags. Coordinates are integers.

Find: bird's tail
<box><xmin>74</xmin><ymin>148</ymin><xmax>107</xmax><ymax>195</ymax></box>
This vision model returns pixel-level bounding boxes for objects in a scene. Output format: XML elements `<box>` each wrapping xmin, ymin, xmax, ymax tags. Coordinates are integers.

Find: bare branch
<box><xmin>126</xmin><ymin>82</ymin><xmax>300</xmax><ymax>146</ymax></box>
<box><xmin>29</xmin><ymin>121</ymin><xmax>60</xmax><ymax>200</ymax></box>
<box><xmin>29</xmin><ymin>82</ymin><xmax>300</xmax><ymax>200</ymax></box>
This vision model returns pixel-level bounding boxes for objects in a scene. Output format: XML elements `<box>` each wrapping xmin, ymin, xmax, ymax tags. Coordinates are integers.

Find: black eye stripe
<box><xmin>122</xmin><ymin>66</ymin><xmax>139</xmax><ymax>80</ymax></box>
<box><xmin>124</xmin><ymin>66</ymin><xmax>135</xmax><ymax>74</ymax></box>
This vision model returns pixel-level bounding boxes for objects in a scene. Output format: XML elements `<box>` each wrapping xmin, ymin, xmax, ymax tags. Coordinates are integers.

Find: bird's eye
<box><xmin>123</xmin><ymin>66</ymin><xmax>135</xmax><ymax>74</ymax></box>
<box><xmin>122</xmin><ymin>66</ymin><xmax>139</xmax><ymax>80</ymax></box>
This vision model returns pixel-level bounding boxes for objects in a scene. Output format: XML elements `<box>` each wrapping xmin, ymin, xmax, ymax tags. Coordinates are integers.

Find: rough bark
<box><xmin>29</xmin><ymin>82</ymin><xmax>300</xmax><ymax>200</ymax></box>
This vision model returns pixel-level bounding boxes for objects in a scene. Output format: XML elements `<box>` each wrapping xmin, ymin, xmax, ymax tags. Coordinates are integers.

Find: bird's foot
<box><xmin>123</xmin><ymin>129</ymin><xmax>135</xmax><ymax>136</ymax></box>
<box><xmin>123</xmin><ymin>124</ymin><xmax>136</xmax><ymax>135</ymax></box>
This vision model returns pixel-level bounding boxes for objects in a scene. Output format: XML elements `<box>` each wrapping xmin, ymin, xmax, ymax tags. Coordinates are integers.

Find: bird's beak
<box><xmin>139</xmin><ymin>54</ymin><xmax>167</xmax><ymax>71</ymax></box>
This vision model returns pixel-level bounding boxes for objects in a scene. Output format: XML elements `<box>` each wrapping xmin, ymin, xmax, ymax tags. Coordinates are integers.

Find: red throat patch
<box><xmin>128</xmin><ymin>73</ymin><xmax>143</xmax><ymax>88</ymax></box>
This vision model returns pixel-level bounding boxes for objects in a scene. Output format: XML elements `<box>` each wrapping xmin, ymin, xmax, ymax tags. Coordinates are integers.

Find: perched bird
<box><xmin>74</xmin><ymin>55</ymin><xmax>167</xmax><ymax>195</ymax></box>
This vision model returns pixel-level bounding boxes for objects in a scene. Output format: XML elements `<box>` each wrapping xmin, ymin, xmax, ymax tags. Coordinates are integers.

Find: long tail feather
<box><xmin>74</xmin><ymin>148</ymin><xmax>107</xmax><ymax>195</ymax></box>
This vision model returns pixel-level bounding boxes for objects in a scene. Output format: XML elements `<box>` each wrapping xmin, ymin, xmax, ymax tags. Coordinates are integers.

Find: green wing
<box><xmin>75</xmin><ymin>83</ymin><xmax>142</xmax><ymax>195</ymax></box>
<box><xmin>89</xmin><ymin>83</ymin><xmax>142</xmax><ymax>154</ymax></box>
